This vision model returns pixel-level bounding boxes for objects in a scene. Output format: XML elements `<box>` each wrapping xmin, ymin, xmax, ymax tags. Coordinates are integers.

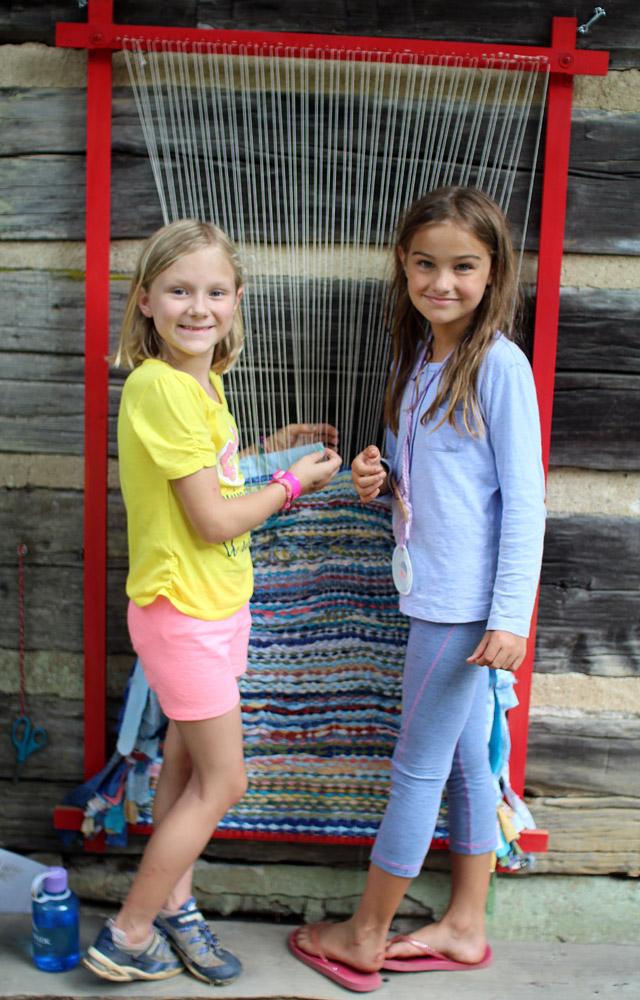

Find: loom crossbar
<box><xmin>56</xmin><ymin>20</ymin><xmax>608</xmax><ymax>77</ymax></box>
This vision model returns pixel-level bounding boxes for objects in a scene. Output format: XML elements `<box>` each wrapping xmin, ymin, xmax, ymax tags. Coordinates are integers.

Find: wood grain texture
<box><xmin>2</xmin><ymin>489</ymin><xmax>638</xmax><ymax>677</ymax></box>
<box><xmin>526</xmin><ymin>796</ymin><xmax>640</xmax><ymax>876</ymax></box>
<box><xmin>556</xmin><ymin>288</ymin><xmax>640</xmax><ymax>374</ymax></box>
<box><xmin>2</xmin><ymin>103</ymin><xmax>639</xmax><ymax>253</ymax></box>
<box><xmin>549</xmin><ymin>373</ymin><xmax>640</xmax><ymax>470</ymax></box>
<box><xmin>535</xmin><ymin>515</ymin><xmax>640</xmax><ymax>677</ymax></box>
<box><xmin>526</xmin><ymin>716</ymin><xmax>640</xmax><ymax>797</ymax></box>
<box><xmin>1</xmin><ymin>271</ymin><xmax>639</xmax><ymax>469</ymax></box>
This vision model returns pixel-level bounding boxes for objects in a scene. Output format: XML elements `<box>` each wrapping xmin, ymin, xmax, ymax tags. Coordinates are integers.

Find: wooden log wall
<box><xmin>1</xmin><ymin>1</ymin><xmax>639</xmax><ymax>879</ymax></box>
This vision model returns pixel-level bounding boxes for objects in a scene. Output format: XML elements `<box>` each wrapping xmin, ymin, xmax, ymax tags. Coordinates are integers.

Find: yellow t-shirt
<box><xmin>118</xmin><ymin>359</ymin><xmax>253</xmax><ymax>620</ymax></box>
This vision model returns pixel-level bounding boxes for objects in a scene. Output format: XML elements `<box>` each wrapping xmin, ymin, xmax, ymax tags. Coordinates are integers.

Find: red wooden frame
<box><xmin>53</xmin><ymin>4</ymin><xmax>607</xmax><ymax>850</ymax></box>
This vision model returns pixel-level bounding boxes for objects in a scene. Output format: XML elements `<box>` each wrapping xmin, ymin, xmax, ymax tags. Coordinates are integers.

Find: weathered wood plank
<box><xmin>0</xmin><ymin>88</ymin><xmax>87</xmax><ymax>156</ymax></box>
<box><xmin>541</xmin><ymin>515</ymin><xmax>640</xmax><ymax>591</ymax></box>
<box><xmin>0</xmin><ymin>379</ymin><xmax>85</xmax><ymax>454</ymax></box>
<box><xmin>0</xmin><ymin>778</ymin><xmax>83</xmax><ymax>852</ymax></box>
<box><xmin>2</xmin><ymin>493</ymin><xmax>639</xmax><ymax>677</ymax></box>
<box><xmin>531</xmin><ymin>849</ymin><xmax>640</xmax><ymax>876</ymax></box>
<box><xmin>0</xmin><ymin>562</ymin><xmax>84</xmax><ymax>652</ymax></box>
<box><xmin>1</xmin><ymin>692</ymin><xmax>639</xmax><ymax>873</ymax></box>
<box><xmin>569</xmin><ymin>111</ymin><xmax>640</xmax><ymax>174</ymax></box>
<box><xmin>0</xmin><ymin>155</ymin><xmax>87</xmax><ymax>240</ymax></box>
<box><xmin>549</xmin><ymin>373</ymin><xmax>640</xmax><ymax>470</ymax></box>
<box><xmin>564</xmin><ymin>174</ymin><xmax>640</xmax><ymax>255</ymax></box>
<box><xmin>1</xmin><ymin>278</ymin><xmax>638</xmax><ymax>406</ymax></box>
<box><xmin>3</xmin><ymin>153</ymin><xmax>635</xmax><ymax>255</ymax></box>
<box><xmin>2</xmin><ymin>779</ymin><xmax>638</xmax><ymax>875</ymax></box>
<box><xmin>2</xmin><ymin>270</ymin><xmax>640</xmax><ymax>469</ymax></box>
<box><xmin>526</xmin><ymin>796</ymin><xmax>640</xmax><ymax>876</ymax></box>
<box><xmin>0</xmin><ymin>166</ymin><xmax>632</xmax><ymax>257</ymax></box>
<box><xmin>557</xmin><ymin>288</ymin><xmax>640</xmax><ymax>374</ymax></box>
<box><xmin>0</xmin><ymin>3</ymin><xmax>86</xmax><ymax>45</ymax></box>
<box><xmin>51</xmin><ymin>823</ymin><xmax>640</xmax><ymax>891</ymax></box>
<box><xmin>535</xmin><ymin>515</ymin><xmax>640</xmax><ymax>673</ymax></box>
<box><xmin>535</xmin><ymin>587</ymin><xmax>640</xmax><ymax>677</ymax></box>
<box><xmin>0</xmin><ymin>694</ymin><xmax>123</xmax><ymax>781</ymax></box>
<box><xmin>1</xmin><ymin>353</ymin><xmax>84</xmax><ymax>382</ymax></box>
<box><xmin>6</xmin><ymin>370</ymin><xmax>639</xmax><ymax>471</ymax></box>
<box><xmin>0</xmin><ymin>562</ymin><xmax>130</xmax><ymax>655</ymax></box>
<box><xmin>65</xmin><ymin>836</ymin><xmax>368</xmax><ymax>865</ymax></box>
<box><xmin>225</xmin><ymin>0</ymin><xmax>639</xmax><ymax>71</ymax></box>
<box><xmin>0</xmin><ymin>488</ymin><xmax>125</xmax><ymax>568</ymax></box>
<box><xmin>0</xmin><ymin>378</ymin><xmax>122</xmax><ymax>456</ymax></box>
<box><xmin>0</xmin><ymin>1</ymin><xmax>197</xmax><ymax>46</ymax></box>
<box><xmin>88</xmin><ymin>573</ymin><xmax>640</xmax><ymax>676</ymax></box>
<box><xmin>0</xmin><ymin>271</ymin><xmax>127</xmax><ymax>357</ymax></box>
<box><xmin>109</xmin><ymin>89</ymin><xmax>545</xmax><ymax>163</ymax></box>
<box><xmin>5</xmin><ymin>96</ymin><xmax>638</xmax><ymax>190</ymax></box>
<box><xmin>2</xmin><ymin>1</ymin><xmax>636</xmax><ymax>69</ymax></box>
<box><xmin>526</xmin><ymin>715</ymin><xmax>640</xmax><ymax>797</ymax></box>
<box><xmin>3</xmin><ymin>120</ymin><xmax>640</xmax><ymax>253</ymax></box>
<box><xmin>15</xmin><ymin>493</ymin><xmax>640</xmax><ymax>601</ymax></box>
<box><xmin>4</xmin><ymin>494</ymin><xmax>640</xmax><ymax>580</ymax></box>
<box><xmin>0</xmin><ymin>696</ymin><xmax>84</xmax><ymax>781</ymax></box>
<box><xmin>3</xmin><ymin>274</ymin><xmax>639</xmax><ymax>376</ymax></box>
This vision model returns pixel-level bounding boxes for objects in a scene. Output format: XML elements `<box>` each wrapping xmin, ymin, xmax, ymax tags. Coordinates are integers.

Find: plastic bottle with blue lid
<box><xmin>31</xmin><ymin>866</ymin><xmax>80</xmax><ymax>971</ymax></box>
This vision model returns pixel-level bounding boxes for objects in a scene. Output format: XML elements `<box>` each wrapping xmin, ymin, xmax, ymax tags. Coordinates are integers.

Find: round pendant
<box><xmin>392</xmin><ymin>543</ymin><xmax>413</xmax><ymax>595</ymax></box>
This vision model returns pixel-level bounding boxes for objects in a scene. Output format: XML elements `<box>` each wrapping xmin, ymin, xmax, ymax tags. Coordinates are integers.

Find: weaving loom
<box><xmin>116</xmin><ymin>42</ymin><xmax>547</xmax><ymax>857</ymax></box>
<box><xmin>52</xmin><ymin>10</ymin><xmax>609</xmax><ymax>857</ymax></box>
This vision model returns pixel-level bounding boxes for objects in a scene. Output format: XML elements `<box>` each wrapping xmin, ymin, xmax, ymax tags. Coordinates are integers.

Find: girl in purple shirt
<box><xmin>290</xmin><ymin>186</ymin><xmax>545</xmax><ymax>991</ymax></box>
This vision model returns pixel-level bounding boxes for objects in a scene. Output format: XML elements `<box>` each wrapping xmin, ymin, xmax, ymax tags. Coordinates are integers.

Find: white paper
<box><xmin>0</xmin><ymin>849</ymin><xmax>47</xmax><ymax>913</ymax></box>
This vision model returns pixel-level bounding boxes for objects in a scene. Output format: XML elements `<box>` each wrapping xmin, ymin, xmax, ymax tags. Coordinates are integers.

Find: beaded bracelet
<box><xmin>271</xmin><ymin>469</ymin><xmax>302</xmax><ymax>510</ymax></box>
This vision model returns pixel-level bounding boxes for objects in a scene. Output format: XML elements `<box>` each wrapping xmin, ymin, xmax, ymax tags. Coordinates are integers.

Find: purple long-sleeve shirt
<box><xmin>385</xmin><ymin>334</ymin><xmax>546</xmax><ymax>637</ymax></box>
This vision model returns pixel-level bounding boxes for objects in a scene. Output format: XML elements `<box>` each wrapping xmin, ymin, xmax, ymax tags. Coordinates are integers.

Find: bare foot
<box><xmin>295</xmin><ymin>919</ymin><xmax>387</xmax><ymax>973</ymax></box>
<box><xmin>385</xmin><ymin>920</ymin><xmax>488</xmax><ymax>966</ymax></box>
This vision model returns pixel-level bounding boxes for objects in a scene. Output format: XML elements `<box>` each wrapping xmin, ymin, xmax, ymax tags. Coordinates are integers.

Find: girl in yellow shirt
<box><xmin>83</xmin><ymin>219</ymin><xmax>341</xmax><ymax>986</ymax></box>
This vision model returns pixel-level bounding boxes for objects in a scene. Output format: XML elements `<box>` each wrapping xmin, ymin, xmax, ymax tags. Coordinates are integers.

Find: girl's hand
<box><xmin>466</xmin><ymin>630</ymin><xmax>527</xmax><ymax>672</ymax></box>
<box><xmin>174</xmin><ymin>447</ymin><xmax>341</xmax><ymax>543</ymax></box>
<box><xmin>287</xmin><ymin>447</ymin><xmax>342</xmax><ymax>495</ymax></box>
<box><xmin>352</xmin><ymin>446</ymin><xmax>388</xmax><ymax>502</ymax></box>
<box><xmin>264</xmin><ymin>422</ymin><xmax>339</xmax><ymax>453</ymax></box>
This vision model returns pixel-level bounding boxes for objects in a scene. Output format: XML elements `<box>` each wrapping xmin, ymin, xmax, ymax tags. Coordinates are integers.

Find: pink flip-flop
<box><xmin>288</xmin><ymin>925</ymin><xmax>383</xmax><ymax>993</ymax></box>
<box><xmin>382</xmin><ymin>935</ymin><xmax>493</xmax><ymax>972</ymax></box>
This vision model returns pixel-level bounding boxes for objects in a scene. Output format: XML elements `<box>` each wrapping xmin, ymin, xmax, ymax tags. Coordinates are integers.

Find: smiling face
<box><xmin>137</xmin><ymin>245</ymin><xmax>243</xmax><ymax>373</ymax></box>
<box><xmin>398</xmin><ymin>221</ymin><xmax>493</xmax><ymax>347</ymax></box>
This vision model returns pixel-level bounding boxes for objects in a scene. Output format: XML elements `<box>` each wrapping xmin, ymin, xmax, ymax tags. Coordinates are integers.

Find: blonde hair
<box><xmin>114</xmin><ymin>219</ymin><xmax>245</xmax><ymax>373</ymax></box>
<box><xmin>384</xmin><ymin>185</ymin><xmax>521</xmax><ymax>437</ymax></box>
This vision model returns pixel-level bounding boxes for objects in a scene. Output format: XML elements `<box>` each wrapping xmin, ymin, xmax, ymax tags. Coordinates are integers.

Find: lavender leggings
<box><xmin>371</xmin><ymin>618</ymin><xmax>498</xmax><ymax>879</ymax></box>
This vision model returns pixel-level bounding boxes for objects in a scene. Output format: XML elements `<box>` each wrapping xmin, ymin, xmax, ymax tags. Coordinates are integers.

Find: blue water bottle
<box><xmin>31</xmin><ymin>867</ymin><xmax>80</xmax><ymax>971</ymax></box>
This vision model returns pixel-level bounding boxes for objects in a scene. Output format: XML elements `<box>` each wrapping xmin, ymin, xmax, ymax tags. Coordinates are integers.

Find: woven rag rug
<box><xmin>64</xmin><ymin>465</ymin><xmax>534</xmax><ymax>867</ymax></box>
<box><xmin>225</xmin><ymin>468</ymin><xmax>407</xmax><ymax>842</ymax></box>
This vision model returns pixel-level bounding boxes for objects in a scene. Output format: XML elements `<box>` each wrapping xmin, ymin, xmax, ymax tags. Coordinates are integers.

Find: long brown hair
<box><xmin>384</xmin><ymin>186</ymin><xmax>521</xmax><ymax>437</ymax></box>
<box><xmin>114</xmin><ymin>219</ymin><xmax>245</xmax><ymax>373</ymax></box>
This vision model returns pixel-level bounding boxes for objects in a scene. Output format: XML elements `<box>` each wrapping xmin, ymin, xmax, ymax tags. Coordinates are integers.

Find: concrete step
<box><xmin>2</xmin><ymin>912</ymin><xmax>640</xmax><ymax>1000</ymax></box>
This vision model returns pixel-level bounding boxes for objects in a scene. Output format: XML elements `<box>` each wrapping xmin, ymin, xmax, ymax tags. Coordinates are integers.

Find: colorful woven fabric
<box><xmin>219</xmin><ymin>470</ymin><xmax>415</xmax><ymax>840</ymax></box>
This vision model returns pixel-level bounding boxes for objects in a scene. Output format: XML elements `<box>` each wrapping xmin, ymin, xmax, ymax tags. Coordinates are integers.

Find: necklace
<box><xmin>391</xmin><ymin>345</ymin><xmax>446</xmax><ymax>596</ymax></box>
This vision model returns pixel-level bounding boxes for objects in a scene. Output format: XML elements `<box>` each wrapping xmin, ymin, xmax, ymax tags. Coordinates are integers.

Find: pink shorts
<box><xmin>127</xmin><ymin>597</ymin><xmax>251</xmax><ymax>721</ymax></box>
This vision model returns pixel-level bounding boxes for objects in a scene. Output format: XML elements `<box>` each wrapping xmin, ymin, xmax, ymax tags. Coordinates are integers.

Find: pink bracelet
<box><xmin>271</xmin><ymin>469</ymin><xmax>302</xmax><ymax>510</ymax></box>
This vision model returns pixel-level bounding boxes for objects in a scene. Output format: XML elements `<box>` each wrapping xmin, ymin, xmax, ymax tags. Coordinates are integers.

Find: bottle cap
<box><xmin>43</xmin><ymin>867</ymin><xmax>68</xmax><ymax>894</ymax></box>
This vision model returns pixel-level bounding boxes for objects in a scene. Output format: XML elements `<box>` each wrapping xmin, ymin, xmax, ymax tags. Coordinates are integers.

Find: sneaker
<box><xmin>155</xmin><ymin>897</ymin><xmax>242</xmax><ymax>985</ymax></box>
<box><xmin>83</xmin><ymin>918</ymin><xmax>184</xmax><ymax>982</ymax></box>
